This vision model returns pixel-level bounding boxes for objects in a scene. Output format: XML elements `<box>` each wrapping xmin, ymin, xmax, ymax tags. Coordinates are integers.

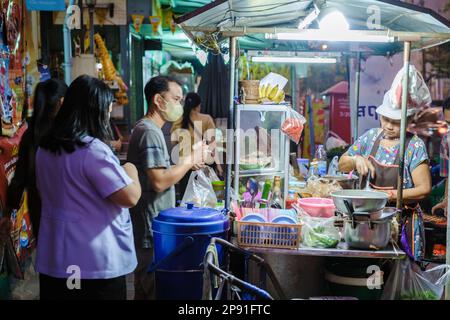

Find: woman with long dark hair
<box><xmin>171</xmin><ymin>92</ymin><xmax>223</xmax><ymax>197</ymax></box>
<box><xmin>36</xmin><ymin>75</ymin><xmax>141</xmax><ymax>300</ymax></box>
<box><xmin>7</xmin><ymin>79</ymin><xmax>67</xmax><ymax>239</ymax></box>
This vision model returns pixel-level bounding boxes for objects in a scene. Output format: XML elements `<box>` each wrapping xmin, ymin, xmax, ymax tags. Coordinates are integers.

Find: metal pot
<box><xmin>343</xmin><ymin>210</ymin><xmax>395</xmax><ymax>250</ymax></box>
<box><xmin>330</xmin><ymin>190</ymin><xmax>388</xmax><ymax>214</ymax></box>
<box><xmin>322</xmin><ymin>175</ymin><xmax>359</xmax><ymax>189</ymax></box>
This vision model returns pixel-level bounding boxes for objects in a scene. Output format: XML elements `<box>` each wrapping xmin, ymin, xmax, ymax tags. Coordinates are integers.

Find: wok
<box><xmin>330</xmin><ymin>190</ymin><xmax>388</xmax><ymax>215</ymax></box>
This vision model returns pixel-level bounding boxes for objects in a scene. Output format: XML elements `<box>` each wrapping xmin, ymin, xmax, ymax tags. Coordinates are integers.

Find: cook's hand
<box><xmin>381</xmin><ymin>190</ymin><xmax>397</xmax><ymax>202</ymax></box>
<box><xmin>432</xmin><ymin>201</ymin><xmax>447</xmax><ymax>217</ymax></box>
<box><xmin>354</xmin><ymin>155</ymin><xmax>375</xmax><ymax>178</ymax></box>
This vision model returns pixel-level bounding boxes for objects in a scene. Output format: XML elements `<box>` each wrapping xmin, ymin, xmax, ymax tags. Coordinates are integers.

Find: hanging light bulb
<box><xmin>319</xmin><ymin>10</ymin><xmax>350</xmax><ymax>32</ymax></box>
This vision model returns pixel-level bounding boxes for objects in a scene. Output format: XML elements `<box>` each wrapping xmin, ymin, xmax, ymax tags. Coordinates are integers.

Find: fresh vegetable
<box><xmin>399</xmin><ymin>290</ymin><xmax>439</xmax><ymax>300</ymax></box>
<box><xmin>304</xmin><ymin>226</ymin><xmax>339</xmax><ymax>248</ymax></box>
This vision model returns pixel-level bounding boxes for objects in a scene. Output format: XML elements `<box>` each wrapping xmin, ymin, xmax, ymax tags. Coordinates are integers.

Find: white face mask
<box><xmin>159</xmin><ymin>96</ymin><xmax>184</xmax><ymax>122</ymax></box>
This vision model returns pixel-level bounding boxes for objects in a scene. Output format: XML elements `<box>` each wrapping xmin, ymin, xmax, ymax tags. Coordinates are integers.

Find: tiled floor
<box><xmin>126</xmin><ymin>273</ymin><xmax>135</xmax><ymax>300</ymax></box>
<box><xmin>9</xmin><ymin>271</ymin><xmax>136</xmax><ymax>300</ymax></box>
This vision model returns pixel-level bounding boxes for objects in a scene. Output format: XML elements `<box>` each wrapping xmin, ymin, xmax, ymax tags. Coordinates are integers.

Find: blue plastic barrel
<box><xmin>151</xmin><ymin>203</ymin><xmax>230</xmax><ymax>300</ymax></box>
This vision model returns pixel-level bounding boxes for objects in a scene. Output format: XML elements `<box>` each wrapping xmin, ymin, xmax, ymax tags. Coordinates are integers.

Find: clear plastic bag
<box><xmin>303</xmin><ymin>176</ymin><xmax>342</xmax><ymax>198</ymax></box>
<box><xmin>281</xmin><ymin>108</ymin><xmax>306</xmax><ymax>144</ymax></box>
<box><xmin>181</xmin><ymin>167</ymin><xmax>219</xmax><ymax>208</ymax></box>
<box><xmin>296</xmin><ymin>207</ymin><xmax>340</xmax><ymax>248</ymax></box>
<box><xmin>382</xmin><ymin>258</ymin><xmax>450</xmax><ymax>300</ymax></box>
<box><xmin>388</xmin><ymin>65</ymin><xmax>431</xmax><ymax>112</ymax></box>
<box><xmin>325</xmin><ymin>131</ymin><xmax>348</xmax><ymax>151</ymax></box>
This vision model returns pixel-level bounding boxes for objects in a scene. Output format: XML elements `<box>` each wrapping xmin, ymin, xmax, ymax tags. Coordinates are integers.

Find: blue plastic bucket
<box><xmin>151</xmin><ymin>203</ymin><xmax>230</xmax><ymax>300</ymax></box>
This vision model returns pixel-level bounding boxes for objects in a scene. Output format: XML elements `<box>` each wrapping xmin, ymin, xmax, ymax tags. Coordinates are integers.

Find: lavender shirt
<box><xmin>35</xmin><ymin>137</ymin><xmax>137</xmax><ymax>279</ymax></box>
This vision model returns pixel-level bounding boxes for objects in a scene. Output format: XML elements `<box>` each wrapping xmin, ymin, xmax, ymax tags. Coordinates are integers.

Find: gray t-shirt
<box><xmin>127</xmin><ymin>118</ymin><xmax>175</xmax><ymax>248</ymax></box>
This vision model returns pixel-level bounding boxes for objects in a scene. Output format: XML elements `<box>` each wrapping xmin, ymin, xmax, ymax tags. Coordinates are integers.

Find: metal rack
<box><xmin>231</xmin><ymin>104</ymin><xmax>290</xmax><ymax>208</ymax></box>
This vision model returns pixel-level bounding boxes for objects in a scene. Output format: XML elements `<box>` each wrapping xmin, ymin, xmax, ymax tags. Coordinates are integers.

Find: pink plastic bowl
<box><xmin>297</xmin><ymin>198</ymin><xmax>336</xmax><ymax>218</ymax></box>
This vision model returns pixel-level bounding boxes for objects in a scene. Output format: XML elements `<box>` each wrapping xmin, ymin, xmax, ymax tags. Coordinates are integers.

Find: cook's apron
<box><xmin>367</xmin><ymin>131</ymin><xmax>424</xmax><ymax>261</ymax></box>
<box><xmin>367</xmin><ymin>131</ymin><xmax>413</xmax><ymax>190</ymax></box>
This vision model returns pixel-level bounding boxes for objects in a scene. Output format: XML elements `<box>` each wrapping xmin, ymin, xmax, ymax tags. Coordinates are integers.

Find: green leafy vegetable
<box><xmin>399</xmin><ymin>290</ymin><xmax>439</xmax><ymax>300</ymax></box>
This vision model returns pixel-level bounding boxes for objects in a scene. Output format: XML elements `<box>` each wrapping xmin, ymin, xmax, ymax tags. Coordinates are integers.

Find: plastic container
<box><xmin>297</xmin><ymin>198</ymin><xmax>336</xmax><ymax>218</ymax></box>
<box><xmin>286</xmin><ymin>190</ymin><xmax>297</xmax><ymax>209</ymax></box>
<box><xmin>315</xmin><ymin>145</ymin><xmax>327</xmax><ymax>177</ymax></box>
<box><xmin>212</xmin><ymin>180</ymin><xmax>225</xmax><ymax>201</ymax></box>
<box><xmin>151</xmin><ymin>203</ymin><xmax>230</xmax><ymax>300</ymax></box>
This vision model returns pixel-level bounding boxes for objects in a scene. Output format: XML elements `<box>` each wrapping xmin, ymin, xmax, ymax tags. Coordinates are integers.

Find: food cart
<box><xmin>176</xmin><ymin>0</ymin><xmax>450</xmax><ymax>299</ymax></box>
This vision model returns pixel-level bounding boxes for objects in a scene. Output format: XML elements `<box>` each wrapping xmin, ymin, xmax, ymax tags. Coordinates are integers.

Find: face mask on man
<box><xmin>158</xmin><ymin>96</ymin><xmax>183</xmax><ymax>122</ymax></box>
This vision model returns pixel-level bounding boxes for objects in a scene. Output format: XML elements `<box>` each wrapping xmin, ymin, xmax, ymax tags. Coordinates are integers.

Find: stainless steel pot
<box><xmin>330</xmin><ymin>190</ymin><xmax>388</xmax><ymax>214</ymax></box>
<box><xmin>343</xmin><ymin>210</ymin><xmax>396</xmax><ymax>250</ymax></box>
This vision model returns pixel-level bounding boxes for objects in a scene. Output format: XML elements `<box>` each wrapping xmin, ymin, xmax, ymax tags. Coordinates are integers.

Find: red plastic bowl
<box><xmin>297</xmin><ymin>198</ymin><xmax>336</xmax><ymax>218</ymax></box>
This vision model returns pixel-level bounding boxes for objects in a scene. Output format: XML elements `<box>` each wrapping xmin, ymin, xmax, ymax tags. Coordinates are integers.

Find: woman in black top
<box><xmin>7</xmin><ymin>79</ymin><xmax>67</xmax><ymax>239</ymax></box>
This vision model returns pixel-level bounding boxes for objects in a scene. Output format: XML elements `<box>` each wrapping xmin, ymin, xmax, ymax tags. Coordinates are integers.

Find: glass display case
<box><xmin>230</xmin><ymin>104</ymin><xmax>290</xmax><ymax>207</ymax></box>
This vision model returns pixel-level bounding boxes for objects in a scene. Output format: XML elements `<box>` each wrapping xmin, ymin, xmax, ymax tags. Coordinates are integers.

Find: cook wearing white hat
<box><xmin>375</xmin><ymin>90</ymin><xmax>419</xmax><ymax>121</ymax></box>
<box><xmin>338</xmin><ymin>66</ymin><xmax>431</xmax><ymax>204</ymax></box>
<box><xmin>338</xmin><ymin>65</ymin><xmax>432</xmax><ymax>261</ymax></box>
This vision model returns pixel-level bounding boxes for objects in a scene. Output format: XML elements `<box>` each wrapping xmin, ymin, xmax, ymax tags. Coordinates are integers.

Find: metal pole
<box><xmin>396</xmin><ymin>41</ymin><xmax>411</xmax><ymax>210</ymax></box>
<box><xmin>446</xmin><ymin>135</ymin><xmax>450</xmax><ymax>300</ymax></box>
<box><xmin>353</xmin><ymin>52</ymin><xmax>362</xmax><ymax>143</ymax></box>
<box><xmin>291</xmin><ymin>65</ymin><xmax>298</xmax><ymax>111</ymax></box>
<box><xmin>79</xmin><ymin>0</ymin><xmax>84</xmax><ymax>53</ymax></box>
<box><xmin>225</xmin><ymin>37</ymin><xmax>237</xmax><ymax>211</ymax></box>
<box><xmin>89</xmin><ymin>4</ymin><xmax>95</xmax><ymax>54</ymax></box>
<box><xmin>307</xmin><ymin>94</ymin><xmax>315</xmax><ymax>158</ymax></box>
<box><xmin>63</xmin><ymin>0</ymin><xmax>76</xmax><ymax>84</ymax></box>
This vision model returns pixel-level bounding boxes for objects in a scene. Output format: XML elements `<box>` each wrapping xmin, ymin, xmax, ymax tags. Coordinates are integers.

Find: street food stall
<box><xmin>175</xmin><ymin>0</ymin><xmax>450</xmax><ymax>299</ymax></box>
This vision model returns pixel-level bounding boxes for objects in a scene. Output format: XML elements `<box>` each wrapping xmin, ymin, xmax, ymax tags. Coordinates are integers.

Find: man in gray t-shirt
<box><xmin>127</xmin><ymin>76</ymin><xmax>205</xmax><ymax>300</ymax></box>
<box><xmin>127</xmin><ymin>118</ymin><xmax>175</xmax><ymax>247</ymax></box>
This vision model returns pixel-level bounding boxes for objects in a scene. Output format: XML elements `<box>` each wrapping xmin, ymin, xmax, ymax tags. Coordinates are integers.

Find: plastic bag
<box><xmin>259</xmin><ymin>72</ymin><xmax>288</xmax><ymax>103</ymax></box>
<box><xmin>181</xmin><ymin>167</ymin><xmax>219</xmax><ymax>208</ymax></box>
<box><xmin>382</xmin><ymin>258</ymin><xmax>450</xmax><ymax>300</ymax></box>
<box><xmin>388</xmin><ymin>65</ymin><xmax>431</xmax><ymax>112</ymax></box>
<box><xmin>303</xmin><ymin>176</ymin><xmax>342</xmax><ymax>198</ymax></box>
<box><xmin>325</xmin><ymin>131</ymin><xmax>348</xmax><ymax>151</ymax></box>
<box><xmin>281</xmin><ymin>108</ymin><xmax>306</xmax><ymax>144</ymax></box>
<box><xmin>296</xmin><ymin>206</ymin><xmax>340</xmax><ymax>248</ymax></box>
<box><xmin>9</xmin><ymin>252</ymin><xmax>39</xmax><ymax>300</ymax></box>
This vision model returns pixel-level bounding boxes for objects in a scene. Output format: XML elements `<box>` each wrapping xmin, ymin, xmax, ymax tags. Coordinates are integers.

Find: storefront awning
<box><xmin>176</xmin><ymin>0</ymin><xmax>450</xmax><ymax>54</ymax></box>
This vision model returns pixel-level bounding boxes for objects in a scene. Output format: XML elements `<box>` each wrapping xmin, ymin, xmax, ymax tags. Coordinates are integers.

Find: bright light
<box><xmin>266</xmin><ymin>30</ymin><xmax>393</xmax><ymax>43</ymax></box>
<box><xmin>438</xmin><ymin>126</ymin><xmax>448</xmax><ymax>135</ymax></box>
<box><xmin>251</xmin><ymin>56</ymin><xmax>337</xmax><ymax>64</ymax></box>
<box><xmin>319</xmin><ymin>11</ymin><xmax>349</xmax><ymax>32</ymax></box>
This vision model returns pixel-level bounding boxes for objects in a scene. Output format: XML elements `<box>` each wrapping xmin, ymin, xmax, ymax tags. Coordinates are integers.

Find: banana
<box><xmin>259</xmin><ymin>85</ymin><xmax>264</xmax><ymax>99</ymax></box>
<box><xmin>268</xmin><ymin>84</ymin><xmax>279</xmax><ymax>100</ymax></box>
<box><xmin>273</xmin><ymin>90</ymin><xmax>285</xmax><ymax>104</ymax></box>
<box><xmin>264</xmin><ymin>84</ymin><xmax>272</xmax><ymax>99</ymax></box>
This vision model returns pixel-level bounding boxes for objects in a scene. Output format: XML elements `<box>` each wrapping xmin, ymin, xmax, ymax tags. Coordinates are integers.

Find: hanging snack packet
<box><xmin>281</xmin><ymin>108</ymin><xmax>306</xmax><ymax>144</ymax></box>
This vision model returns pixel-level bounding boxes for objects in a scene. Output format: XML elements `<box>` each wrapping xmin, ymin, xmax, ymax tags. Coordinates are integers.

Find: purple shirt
<box><xmin>35</xmin><ymin>137</ymin><xmax>137</xmax><ymax>279</ymax></box>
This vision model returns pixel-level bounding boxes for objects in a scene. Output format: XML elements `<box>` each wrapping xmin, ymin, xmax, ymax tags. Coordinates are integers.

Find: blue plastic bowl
<box><xmin>240</xmin><ymin>214</ymin><xmax>267</xmax><ymax>245</ymax></box>
<box><xmin>269</xmin><ymin>215</ymin><xmax>298</xmax><ymax>246</ymax></box>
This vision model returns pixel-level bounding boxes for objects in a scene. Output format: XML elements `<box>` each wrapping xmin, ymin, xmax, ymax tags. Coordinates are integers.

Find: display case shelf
<box><xmin>231</xmin><ymin>104</ymin><xmax>290</xmax><ymax>207</ymax></box>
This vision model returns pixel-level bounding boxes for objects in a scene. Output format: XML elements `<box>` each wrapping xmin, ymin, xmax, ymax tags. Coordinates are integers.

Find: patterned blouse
<box><xmin>347</xmin><ymin>128</ymin><xmax>429</xmax><ymax>189</ymax></box>
<box><xmin>440</xmin><ymin>132</ymin><xmax>450</xmax><ymax>178</ymax></box>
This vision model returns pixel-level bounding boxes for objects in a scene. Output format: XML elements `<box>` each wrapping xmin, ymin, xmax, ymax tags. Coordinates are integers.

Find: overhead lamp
<box><xmin>251</xmin><ymin>56</ymin><xmax>336</xmax><ymax>64</ymax></box>
<box><xmin>265</xmin><ymin>30</ymin><xmax>394</xmax><ymax>43</ymax></box>
<box><xmin>319</xmin><ymin>10</ymin><xmax>349</xmax><ymax>32</ymax></box>
<box><xmin>272</xmin><ymin>10</ymin><xmax>393</xmax><ymax>43</ymax></box>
